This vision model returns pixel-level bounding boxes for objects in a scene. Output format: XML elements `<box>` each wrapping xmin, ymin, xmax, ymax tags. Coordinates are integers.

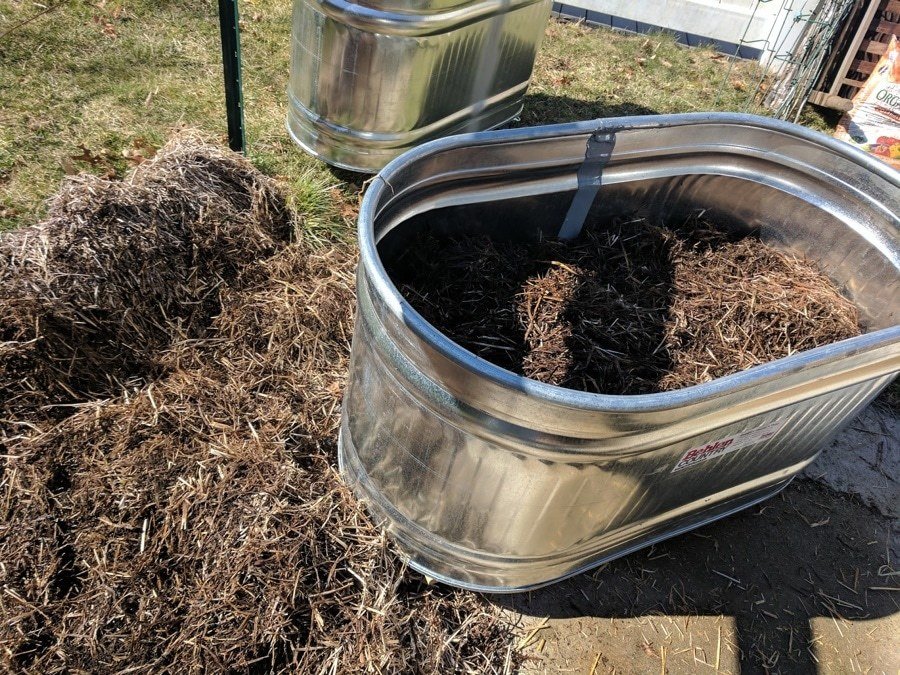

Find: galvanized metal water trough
<box><xmin>287</xmin><ymin>0</ymin><xmax>551</xmax><ymax>172</ymax></box>
<box><xmin>339</xmin><ymin>113</ymin><xmax>900</xmax><ymax>592</ymax></box>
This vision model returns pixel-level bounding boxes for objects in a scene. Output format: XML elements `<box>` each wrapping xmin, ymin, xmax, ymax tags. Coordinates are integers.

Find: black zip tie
<box><xmin>557</xmin><ymin>131</ymin><xmax>616</xmax><ymax>240</ymax></box>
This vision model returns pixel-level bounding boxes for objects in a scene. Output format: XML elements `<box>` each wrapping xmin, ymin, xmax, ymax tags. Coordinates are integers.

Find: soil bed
<box><xmin>392</xmin><ymin>219</ymin><xmax>862</xmax><ymax>395</ymax></box>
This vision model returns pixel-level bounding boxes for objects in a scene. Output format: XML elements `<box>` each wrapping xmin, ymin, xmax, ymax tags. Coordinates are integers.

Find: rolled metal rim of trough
<box><xmin>358</xmin><ymin>112</ymin><xmax>900</xmax><ymax>416</ymax></box>
<box><xmin>305</xmin><ymin>0</ymin><xmax>547</xmax><ymax>36</ymax></box>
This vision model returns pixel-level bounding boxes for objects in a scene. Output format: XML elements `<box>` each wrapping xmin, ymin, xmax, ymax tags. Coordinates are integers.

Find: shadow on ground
<box><xmin>322</xmin><ymin>94</ymin><xmax>662</xmax><ymax>189</ymax></box>
<box><xmin>517</xmin><ymin>94</ymin><xmax>660</xmax><ymax>127</ymax></box>
<box><xmin>495</xmin><ymin>480</ymin><xmax>898</xmax><ymax>673</ymax></box>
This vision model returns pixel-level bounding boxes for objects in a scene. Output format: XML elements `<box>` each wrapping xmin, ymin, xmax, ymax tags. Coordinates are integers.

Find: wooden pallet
<box><xmin>809</xmin><ymin>0</ymin><xmax>899</xmax><ymax>110</ymax></box>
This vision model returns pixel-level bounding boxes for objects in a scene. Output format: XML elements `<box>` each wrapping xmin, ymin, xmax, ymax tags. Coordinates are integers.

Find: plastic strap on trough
<box><xmin>557</xmin><ymin>131</ymin><xmax>616</xmax><ymax>240</ymax></box>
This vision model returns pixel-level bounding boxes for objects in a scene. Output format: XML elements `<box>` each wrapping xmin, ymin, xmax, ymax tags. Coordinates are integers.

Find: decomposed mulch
<box><xmin>392</xmin><ymin>219</ymin><xmax>862</xmax><ymax>395</ymax></box>
<box><xmin>0</xmin><ymin>138</ymin><xmax>518</xmax><ymax>673</ymax></box>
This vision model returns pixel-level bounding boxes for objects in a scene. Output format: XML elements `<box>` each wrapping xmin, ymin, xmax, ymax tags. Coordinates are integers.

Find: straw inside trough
<box><xmin>392</xmin><ymin>218</ymin><xmax>862</xmax><ymax>395</ymax></box>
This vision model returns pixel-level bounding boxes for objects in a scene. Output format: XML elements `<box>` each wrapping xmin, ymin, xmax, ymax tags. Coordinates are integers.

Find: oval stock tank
<box><xmin>287</xmin><ymin>0</ymin><xmax>552</xmax><ymax>172</ymax></box>
<box><xmin>340</xmin><ymin>113</ymin><xmax>900</xmax><ymax>591</ymax></box>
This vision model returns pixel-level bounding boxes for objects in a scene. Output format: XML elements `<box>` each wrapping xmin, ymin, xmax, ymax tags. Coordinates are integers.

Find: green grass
<box><xmin>522</xmin><ymin>21</ymin><xmax>763</xmax><ymax>124</ymax></box>
<box><xmin>0</xmin><ymin>0</ymin><xmax>353</xmax><ymax>236</ymax></box>
<box><xmin>0</xmin><ymin>3</ymin><xmax>832</xmax><ymax>235</ymax></box>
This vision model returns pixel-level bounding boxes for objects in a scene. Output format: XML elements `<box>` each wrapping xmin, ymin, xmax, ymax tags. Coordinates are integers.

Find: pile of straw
<box><xmin>0</xmin><ymin>139</ymin><xmax>516</xmax><ymax>673</ymax></box>
<box><xmin>0</xmin><ymin>136</ymin><xmax>290</xmax><ymax>425</ymax></box>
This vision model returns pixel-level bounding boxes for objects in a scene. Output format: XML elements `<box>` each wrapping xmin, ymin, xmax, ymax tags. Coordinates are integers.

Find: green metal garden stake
<box><xmin>218</xmin><ymin>0</ymin><xmax>246</xmax><ymax>153</ymax></box>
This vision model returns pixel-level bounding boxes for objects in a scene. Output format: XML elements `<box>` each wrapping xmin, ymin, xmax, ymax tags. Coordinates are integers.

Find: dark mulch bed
<box><xmin>392</xmin><ymin>219</ymin><xmax>862</xmax><ymax>395</ymax></box>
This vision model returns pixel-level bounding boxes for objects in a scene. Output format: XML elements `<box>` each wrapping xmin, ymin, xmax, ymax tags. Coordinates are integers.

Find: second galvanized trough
<box><xmin>287</xmin><ymin>0</ymin><xmax>551</xmax><ymax>171</ymax></box>
<box><xmin>339</xmin><ymin>113</ymin><xmax>900</xmax><ymax>592</ymax></box>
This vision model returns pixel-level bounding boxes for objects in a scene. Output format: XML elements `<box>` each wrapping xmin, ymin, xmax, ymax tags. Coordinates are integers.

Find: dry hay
<box><xmin>393</xmin><ymin>219</ymin><xmax>862</xmax><ymax>395</ymax></box>
<box><xmin>0</xmin><ymin>143</ymin><xmax>517</xmax><ymax>673</ymax></box>
<box><xmin>0</xmin><ymin>135</ymin><xmax>290</xmax><ymax>428</ymax></box>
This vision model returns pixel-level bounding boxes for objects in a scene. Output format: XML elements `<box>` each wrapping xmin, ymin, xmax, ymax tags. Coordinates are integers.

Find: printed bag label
<box><xmin>671</xmin><ymin>421</ymin><xmax>784</xmax><ymax>473</ymax></box>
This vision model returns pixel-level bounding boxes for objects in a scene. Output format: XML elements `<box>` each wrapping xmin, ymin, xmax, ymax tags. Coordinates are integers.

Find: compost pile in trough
<box><xmin>0</xmin><ymin>139</ymin><xmax>517</xmax><ymax>673</ymax></box>
<box><xmin>393</xmin><ymin>220</ymin><xmax>862</xmax><ymax>395</ymax></box>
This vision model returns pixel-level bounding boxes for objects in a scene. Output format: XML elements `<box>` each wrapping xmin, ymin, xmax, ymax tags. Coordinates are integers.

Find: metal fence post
<box><xmin>218</xmin><ymin>0</ymin><xmax>246</xmax><ymax>153</ymax></box>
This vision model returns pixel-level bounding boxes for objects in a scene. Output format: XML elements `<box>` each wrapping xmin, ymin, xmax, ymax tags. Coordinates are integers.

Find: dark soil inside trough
<box><xmin>392</xmin><ymin>219</ymin><xmax>862</xmax><ymax>395</ymax></box>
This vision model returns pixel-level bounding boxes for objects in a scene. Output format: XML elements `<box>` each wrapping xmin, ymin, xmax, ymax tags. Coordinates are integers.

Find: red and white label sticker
<box><xmin>671</xmin><ymin>421</ymin><xmax>784</xmax><ymax>473</ymax></box>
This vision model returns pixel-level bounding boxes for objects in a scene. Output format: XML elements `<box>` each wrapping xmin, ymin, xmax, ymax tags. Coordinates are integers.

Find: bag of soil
<box><xmin>834</xmin><ymin>34</ymin><xmax>900</xmax><ymax>170</ymax></box>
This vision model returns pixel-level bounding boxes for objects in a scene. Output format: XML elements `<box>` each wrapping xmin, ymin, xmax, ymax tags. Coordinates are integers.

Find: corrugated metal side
<box><xmin>287</xmin><ymin>0</ymin><xmax>551</xmax><ymax>171</ymax></box>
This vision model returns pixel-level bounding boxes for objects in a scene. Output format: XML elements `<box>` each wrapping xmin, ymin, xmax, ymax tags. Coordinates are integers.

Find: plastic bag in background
<box><xmin>835</xmin><ymin>34</ymin><xmax>900</xmax><ymax>170</ymax></box>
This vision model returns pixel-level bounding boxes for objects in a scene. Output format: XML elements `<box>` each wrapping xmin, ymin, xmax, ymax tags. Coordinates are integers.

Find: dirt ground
<box><xmin>501</xmin><ymin>403</ymin><xmax>899</xmax><ymax>674</ymax></box>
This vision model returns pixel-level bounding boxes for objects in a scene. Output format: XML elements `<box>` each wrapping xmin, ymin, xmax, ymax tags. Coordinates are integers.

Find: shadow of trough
<box><xmin>319</xmin><ymin>95</ymin><xmax>662</xmax><ymax>184</ymax></box>
<box><xmin>495</xmin><ymin>480</ymin><xmax>898</xmax><ymax>674</ymax></box>
<box><xmin>517</xmin><ymin>93</ymin><xmax>661</xmax><ymax>127</ymax></box>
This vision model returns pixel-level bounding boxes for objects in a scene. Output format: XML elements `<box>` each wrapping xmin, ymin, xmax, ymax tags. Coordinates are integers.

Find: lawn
<box><xmin>0</xmin><ymin>0</ymin><xmax>833</xmax><ymax>236</ymax></box>
<box><xmin>0</xmin><ymin>0</ymin><xmax>341</xmax><ymax>238</ymax></box>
